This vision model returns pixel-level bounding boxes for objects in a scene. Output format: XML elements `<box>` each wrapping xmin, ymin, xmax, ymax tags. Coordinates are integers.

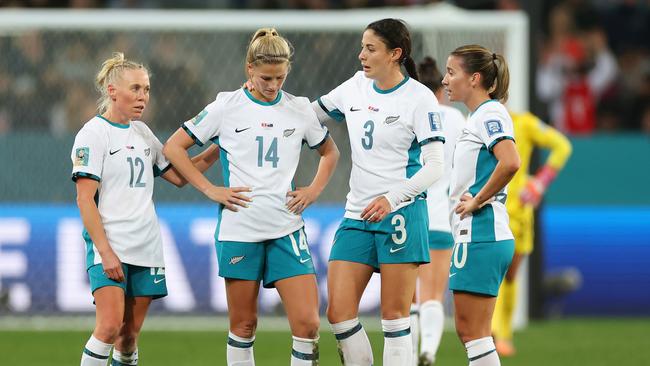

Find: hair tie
<box><xmin>492</xmin><ymin>53</ymin><xmax>497</xmax><ymax>60</ymax></box>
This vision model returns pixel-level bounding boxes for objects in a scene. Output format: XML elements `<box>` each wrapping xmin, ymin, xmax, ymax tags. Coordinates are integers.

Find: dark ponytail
<box><xmin>366</xmin><ymin>18</ymin><xmax>418</xmax><ymax>81</ymax></box>
<box><xmin>418</xmin><ymin>56</ymin><xmax>443</xmax><ymax>93</ymax></box>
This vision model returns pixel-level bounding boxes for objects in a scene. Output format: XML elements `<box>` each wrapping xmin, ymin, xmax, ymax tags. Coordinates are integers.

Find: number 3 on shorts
<box><xmin>391</xmin><ymin>214</ymin><xmax>407</xmax><ymax>245</ymax></box>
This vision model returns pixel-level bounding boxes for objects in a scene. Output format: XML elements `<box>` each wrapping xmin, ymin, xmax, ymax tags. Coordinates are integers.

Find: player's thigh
<box><xmin>225</xmin><ymin>279</ymin><xmax>261</xmax><ymax>325</ymax></box>
<box><xmin>89</xmin><ymin>264</ymin><xmax>127</xmax><ymax>329</ymax></box>
<box><xmin>275</xmin><ymin>274</ymin><xmax>320</xmax><ymax>338</ymax></box>
<box><xmin>121</xmin><ymin>295</ymin><xmax>153</xmax><ymax>336</ymax></box>
<box><xmin>379</xmin><ymin>262</ymin><xmax>419</xmax><ymax>319</ymax></box>
<box><xmin>327</xmin><ymin>260</ymin><xmax>375</xmax><ymax>322</ymax></box>
<box><xmin>263</xmin><ymin>228</ymin><xmax>316</xmax><ymax>289</ymax></box>
<box><xmin>418</xmin><ymin>247</ymin><xmax>453</xmax><ymax>302</ymax></box>
<box><xmin>453</xmin><ymin>291</ymin><xmax>497</xmax><ymax>341</ymax></box>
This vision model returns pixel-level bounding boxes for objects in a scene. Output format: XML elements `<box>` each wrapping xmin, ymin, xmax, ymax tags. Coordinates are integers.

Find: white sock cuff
<box><xmin>420</xmin><ymin>299</ymin><xmax>443</xmax><ymax>311</ymax></box>
<box><xmin>228</xmin><ymin>331</ymin><xmax>255</xmax><ymax>348</ymax></box>
<box><xmin>112</xmin><ymin>348</ymin><xmax>138</xmax><ymax>360</ymax></box>
<box><xmin>292</xmin><ymin>335</ymin><xmax>320</xmax><ymax>343</ymax></box>
<box><xmin>330</xmin><ymin>317</ymin><xmax>360</xmax><ymax>334</ymax></box>
<box><xmin>410</xmin><ymin>303</ymin><xmax>419</xmax><ymax>314</ymax></box>
<box><xmin>85</xmin><ymin>335</ymin><xmax>113</xmax><ymax>356</ymax></box>
<box><xmin>381</xmin><ymin>317</ymin><xmax>411</xmax><ymax>333</ymax></box>
<box><xmin>465</xmin><ymin>336</ymin><xmax>496</xmax><ymax>359</ymax></box>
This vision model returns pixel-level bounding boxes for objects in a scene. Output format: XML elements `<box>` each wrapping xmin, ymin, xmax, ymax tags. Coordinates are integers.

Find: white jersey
<box><xmin>316</xmin><ymin>71</ymin><xmax>444</xmax><ymax>220</ymax></box>
<box><xmin>449</xmin><ymin>100</ymin><xmax>515</xmax><ymax>243</ymax></box>
<box><xmin>183</xmin><ymin>88</ymin><xmax>328</xmax><ymax>242</ymax></box>
<box><xmin>71</xmin><ymin>115</ymin><xmax>170</xmax><ymax>268</ymax></box>
<box><xmin>427</xmin><ymin>104</ymin><xmax>465</xmax><ymax>233</ymax></box>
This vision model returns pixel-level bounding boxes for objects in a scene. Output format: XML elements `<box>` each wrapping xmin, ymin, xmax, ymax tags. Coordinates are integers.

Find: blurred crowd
<box><xmin>0</xmin><ymin>0</ymin><xmax>648</xmax><ymax>135</ymax></box>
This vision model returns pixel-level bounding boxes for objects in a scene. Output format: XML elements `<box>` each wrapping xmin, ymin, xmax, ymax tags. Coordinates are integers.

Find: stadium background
<box><xmin>0</xmin><ymin>1</ymin><xmax>649</xmax><ymax>365</ymax></box>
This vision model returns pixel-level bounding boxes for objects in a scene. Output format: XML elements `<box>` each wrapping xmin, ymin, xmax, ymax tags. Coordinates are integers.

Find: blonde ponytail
<box><xmin>244</xmin><ymin>27</ymin><xmax>292</xmax><ymax>76</ymax></box>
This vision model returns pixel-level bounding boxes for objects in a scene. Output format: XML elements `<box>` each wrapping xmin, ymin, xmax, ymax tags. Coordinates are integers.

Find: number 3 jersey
<box><xmin>70</xmin><ymin>115</ymin><xmax>171</xmax><ymax>268</ymax></box>
<box><xmin>182</xmin><ymin>88</ymin><xmax>329</xmax><ymax>242</ymax></box>
<box><xmin>316</xmin><ymin>71</ymin><xmax>444</xmax><ymax>220</ymax></box>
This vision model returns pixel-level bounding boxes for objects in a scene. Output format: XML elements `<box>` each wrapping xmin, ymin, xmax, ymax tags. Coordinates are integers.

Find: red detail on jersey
<box><xmin>368</xmin><ymin>106</ymin><xmax>379</xmax><ymax>112</ymax></box>
<box><xmin>261</xmin><ymin>123</ymin><xmax>274</xmax><ymax>128</ymax></box>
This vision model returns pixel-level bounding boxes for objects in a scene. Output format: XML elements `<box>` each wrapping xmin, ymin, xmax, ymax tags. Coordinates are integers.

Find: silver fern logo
<box><xmin>229</xmin><ymin>255</ymin><xmax>244</xmax><ymax>265</ymax></box>
<box><xmin>384</xmin><ymin>115</ymin><xmax>400</xmax><ymax>125</ymax></box>
<box><xmin>283</xmin><ymin>128</ymin><xmax>296</xmax><ymax>137</ymax></box>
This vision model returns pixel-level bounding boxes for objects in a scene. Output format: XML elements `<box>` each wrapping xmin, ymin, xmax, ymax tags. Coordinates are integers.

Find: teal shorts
<box><xmin>428</xmin><ymin>230</ymin><xmax>455</xmax><ymax>250</ymax></box>
<box><xmin>329</xmin><ymin>199</ymin><xmax>430</xmax><ymax>270</ymax></box>
<box><xmin>216</xmin><ymin>228</ymin><xmax>315</xmax><ymax>288</ymax></box>
<box><xmin>87</xmin><ymin>263</ymin><xmax>168</xmax><ymax>299</ymax></box>
<box><xmin>448</xmin><ymin>239</ymin><xmax>514</xmax><ymax>297</ymax></box>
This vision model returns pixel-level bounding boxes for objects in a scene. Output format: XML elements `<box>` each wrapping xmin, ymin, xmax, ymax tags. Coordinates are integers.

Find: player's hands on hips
<box><xmin>203</xmin><ymin>185</ymin><xmax>252</xmax><ymax>212</ymax></box>
<box><xmin>101</xmin><ymin>250</ymin><xmax>125</xmax><ymax>282</ymax></box>
<box><xmin>455</xmin><ymin>192</ymin><xmax>481</xmax><ymax>220</ymax></box>
<box><xmin>361</xmin><ymin>196</ymin><xmax>392</xmax><ymax>223</ymax></box>
<box><xmin>520</xmin><ymin>177</ymin><xmax>545</xmax><ymax>208</ymax></box>
<box><xmin>286</xmin><ymin>186</ymin><xmax>319</xmax><ymax>215</ymax></box>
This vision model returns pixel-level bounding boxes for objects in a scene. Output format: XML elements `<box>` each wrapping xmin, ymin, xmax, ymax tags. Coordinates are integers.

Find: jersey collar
<box><xmin>469</xmin><ymin>99</ymin><xmax>498</xmax><ymax>116</ymax></box>
<box><xmin>244</xmin><ymin>88</ymin><xmax>282</xmax><ymax>106</ymax></box>
<box><xmin>373</xmin><ymin>75</ymin><xmax>409</xmax><ymax>94</ymax></box>
<box><xmin>97</xmin><ymin>114</ymin><xmax>130</xmax><ymax>129</ymax></box>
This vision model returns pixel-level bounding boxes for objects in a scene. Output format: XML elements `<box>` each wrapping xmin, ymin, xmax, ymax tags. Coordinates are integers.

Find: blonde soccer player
<box><xmin>313</xmin><ymin>19</ymin><xmax>445</xmax><ymax>366</ymax></box>
<box><xmin>73</xmin><ymin>52</ymin><xmax>219</xmax><ymax>366</ymax></box>
<box><xmin>163</xmin><ymin>28</ymin><xmax>339</xmax><ymax>366</ymax></box>
<box><xmin>409</xmin><ymin>56</ymin><xmax>466</xmax><ymax>366</ymax></box>
<box><xmin>442</xmin><ymin>45</ymin><xmax>520</xmax><ymax>366</ymax></box>
<box><xmin>491</xmin><ymin>111</ymin><xmax>572</xmax><ymax>356</ymax></box>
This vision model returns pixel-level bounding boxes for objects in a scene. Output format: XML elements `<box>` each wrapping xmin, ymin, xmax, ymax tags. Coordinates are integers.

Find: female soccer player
<box><xmin>409</xmin><ymin>57</ymin><xmax>466</xmax><ymax>366</ymax></box>
<box><xmin>491</xmin><ymin>111</ymin><xmax>572</xmax><ymax>356</ymax></box>
<box><xmin>163</xmin><ymin>28</ymin><xmax>339</xmax><ymax>366</ymax></box>
<box><xmin>313</xmin><ymin>19</ymin><xmax>444</xmax><ymax>366</ymax></box>
<box><xmin>442</xmin><ymin>45</ymin><xmax>520</xmax><ymax>366</ymax></box>
<box><xmin>73</xmin><ymin>52</ymin><xmax>219</xmax><ymax>366</ymax></box>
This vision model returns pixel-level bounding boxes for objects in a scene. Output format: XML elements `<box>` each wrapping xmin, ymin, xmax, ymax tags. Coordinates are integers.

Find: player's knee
<box><xmin>231</xmin><ymin>318</ymin><xmax>258</xmax><ymax>339</ymax></box>
<box><xmin>94</xmin><ymin>321</ymin><xmax>122</xmax><ymax>343</ymax></box>
<box><xmin>326</xmin><ymin>303</ymin><xmax>354</xmax><ymax>324</ymax></box>
<box><xmin>293</xmin><ymin>314</ymin><xmax>320</xmax><ymax>339</ymax></box>
<box><xmin>380</xmin><ymin>308</ymin><xmax>409</xmax><ymax>320</ymax></box>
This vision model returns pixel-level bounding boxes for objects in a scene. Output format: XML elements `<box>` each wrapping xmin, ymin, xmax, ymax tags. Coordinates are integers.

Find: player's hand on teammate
<box><xmin>101</xmin><ymin>250</ymin><xmax>125</xmax><ymax>282</ymax></box>
<box><xmin>520</xmin><ymin>177</ymin><xmax>545</xmax><ymax>208</ymax></box>
<box><xmin>286</xmin><ymin>186</ymin><xmax>319</xmax><ymax>215</ymax></box>
<box><xmin>361</xmin><ymin>196</ymin><xmax>391</xmax><ymax>222</ymax></box>
<box><xmin>203</xmin><ymin>185</ymin><xmax>252</xmax><ymax>212</ymax></box>
<box><xmin>455</xmin><ymin>192</ymin><xmax>481</xmax><ymax>219</ymax></box>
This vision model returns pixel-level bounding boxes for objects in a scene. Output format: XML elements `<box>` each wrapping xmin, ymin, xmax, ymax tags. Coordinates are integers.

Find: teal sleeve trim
<box><xmin>154</xmin><ymin>163</ymin><xmax>172</xmax><ymax>177</ymax></box>
<box><xmin>309</xmin><ymin>131</ymin><xmax>330</xmax><ymax>150</ymax></box>
<box><xmin>317</xmin><ymin>98</ymin><xmax>345</xmax><ymax>122</ymax></box>
<box><xmin>181</xmin><ymin>124</ymin><xmax>204</xmax><ymax>147</ymax></box>
<box><xmin>419</xmin><ymin>136</ymin><xmax>445</xmax><ymax>146</ymax></box>
<box><xmin>72</xmin><ymin>172</ymin><xmax>100</xmax><ymax>182</ymax></box>
<box><xmin>488</xmin><ymin>136</ymin><xmax>514</xmax><ymax>153</ymax></box>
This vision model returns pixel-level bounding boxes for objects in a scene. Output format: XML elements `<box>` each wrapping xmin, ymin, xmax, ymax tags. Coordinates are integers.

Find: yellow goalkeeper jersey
<box><xmin>507</xmin><ymin>112</ymin><xmax>572</xmax><ymax>215</ymax></box>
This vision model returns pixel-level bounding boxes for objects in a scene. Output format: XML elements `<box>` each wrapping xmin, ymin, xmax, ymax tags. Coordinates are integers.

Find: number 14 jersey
<box><xmin>183</xmin><ymin>88</ymin><xmax>329</xmax><ymax>242</ymax></box>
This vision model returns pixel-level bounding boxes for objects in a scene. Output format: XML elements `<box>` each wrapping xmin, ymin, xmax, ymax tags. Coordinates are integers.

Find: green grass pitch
<box><xmin>1</xmin><ymin>318</ymin><xmax>648</xmax><ymax>365</ymax></box>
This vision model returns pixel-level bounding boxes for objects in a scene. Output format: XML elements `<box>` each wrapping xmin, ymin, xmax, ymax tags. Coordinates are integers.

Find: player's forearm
<box><xmin>384</xmin><ymin>141</ymin><xmax>444</xmax><ymax>209</ymax></box>
<box><xmin>76</xmin><ymin>197</ymin><xmax>112</xmax><ymax>256</ymax></box>
<box><xmin>163</xmin><ymin>142</ymin><xmax>215</xmax><ymax>194</ymax></box>
<box><xmin>192</xmin><ymin>144</ymin><xmax>220</xmax><ymax>173</ymax></box>
<box><xmin>475</xmin><ymin>158</ymin><xmax>519</xmax><ymax>207</ymax></box>
<box><xmin>309</xmin><ymin>138</ymin><xmax>339</xmax><ymax>195</ymax></box>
